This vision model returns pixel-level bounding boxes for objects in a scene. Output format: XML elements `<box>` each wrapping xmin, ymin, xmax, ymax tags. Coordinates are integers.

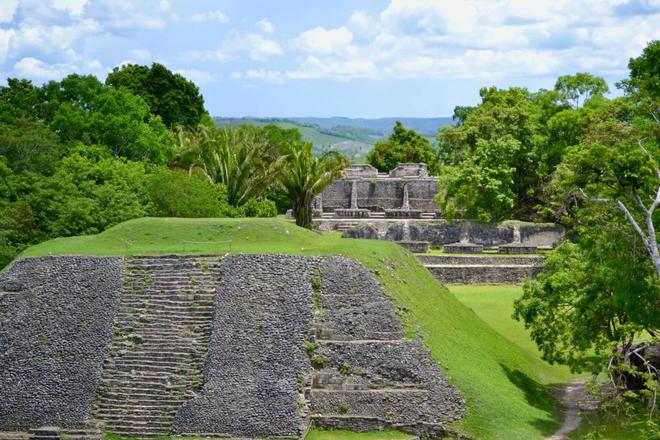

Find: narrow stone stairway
<box><xmin>93</xmin><ymin>255</ymin><xmax>223</xmax><ymax>438</ymax></box>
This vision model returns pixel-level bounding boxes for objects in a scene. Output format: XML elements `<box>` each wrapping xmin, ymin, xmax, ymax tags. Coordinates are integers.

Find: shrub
<box><xmin>148</xmin><ymin>170</ymin><xmax>231</xmax><ymax>218</ymax></box>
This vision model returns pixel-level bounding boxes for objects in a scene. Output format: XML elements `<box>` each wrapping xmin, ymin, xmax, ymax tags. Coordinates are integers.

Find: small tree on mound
<box><xmin>277</xmin><ymin>142</ymin><xmax>348</xmax><ymax>229</ymax></box>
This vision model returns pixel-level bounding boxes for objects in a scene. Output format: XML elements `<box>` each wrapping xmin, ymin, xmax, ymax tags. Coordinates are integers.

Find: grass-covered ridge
<box><xmin>20</xmin><ymin>217</ymin><xmax>569</xmax><ymax>439</ymax></box>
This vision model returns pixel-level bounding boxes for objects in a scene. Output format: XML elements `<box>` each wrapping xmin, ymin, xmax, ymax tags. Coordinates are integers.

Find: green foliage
<box><xmin>311</xmin><ymin>354</ymin><xmax>324</xmax><ymax>368</ymax></box>
<box><xmin>554</xmin><ymin>72</ymin><xmax>609</xmax><ymax>108</ymax></box>
<box><xmin>172</xmin><ymin>123</ymin><xmax>286</xmax><ymax>206</ymax></box>
<box><xmin>367</xmin><ymin>121</ymin><xmax>439</xmax><ymax>173</ymax></box>
<box><xmin>0</xmin><ymin>74</ymin><xmax>175</xmax><ymax>165</ymax></box>
<box><xmin>25</xmin><ymin>152</ymin><xmax>151</xmax><ymax>237</ymax></box>
<box><xmin>276</xmin><ymin>142</ymin><xmax>348</xmax><ymax>228</ymax></box>
<box><xmin>236</xmin><ymin>197</ymin><xmax>277</xmax><ymax>218</ymax></box>
<box><xmin>147</xmin><ymin>170</ymin><xmax>231</xmax><ymax>218</ymax></box>
<box><xmin>106</xmin><ymin>63</ymin><xmax>206</xmax><ymax>127</ymax></box>
<box><xmin>620</xmin><ymin>39</ymin><xmax>660</xmax><ymax>99</ymax></box>
<box><xmin>0</xmin><ymin>119</ymin><xmax>66</xmax><ymax>175</ymax></box>
<box><xmin>437</xmin><ymin>87</ymin><xmax>549</xmax><ymax>221</ymax></box>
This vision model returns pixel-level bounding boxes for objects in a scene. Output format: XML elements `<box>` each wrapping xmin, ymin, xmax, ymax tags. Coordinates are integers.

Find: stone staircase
<box><xmin>93</xmin><ymin>255</ymin><xmax>223</xmax><ymax>437</ymax></box>
<box><xmin>335</xmin><ymin>221</ymin><xmax>360</xmax><ymax>232</ymax></box>
<box><xmin>417</xmin><ymin>254</ymin><xmax>544</xmax><ymax>284</ymax></box>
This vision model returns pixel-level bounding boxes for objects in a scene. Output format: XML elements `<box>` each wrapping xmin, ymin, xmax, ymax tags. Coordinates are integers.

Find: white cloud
<box><xmin>230</xmin><ymin>71</ymin><xmax>241</xmax><ymax>80</ymax></box>
<box><xmin>295</xmin><ymin>26</ymin><xmax>356</xmax><ymax>55</ymax></box>
<box><xmin>239</xmin><ymin>0</ymin><xmax>659</xmax><ymax>83</ymax></box>
<box><xmin>257</xmin><ymin>18</ymin><xmax>274</xmax><ymax>34</ymax></box>
<box><xmin>224</xmin><ymin>32</ymin><xmax>283</xmax><ymax>61</ymax></box>
<box><xmin>188</xmin><ymin>10</ymin><xmax>229</xmax><ymax>23</ymax></box>
<box><xmin>245</xmin><ymin>68</ymin><xmax>285</xmax><ymax>83</ymax></box>
<box><xmin>0</xmin><ymin>0</ymin><xmax>19</xmax><ymax>23</ymax></box>
<box><xmin>12</xmin><ymin>19</ymin><xmax>101</xmax><ymax>53</ymax></box>
<box><xmin>51</xmin><ymin>0</ymin><xmax>88</xmax><ymax>16</ymax></box>
<box><xmin>13</xmin><ymin>56</ymin><xmax>104</xmax><ymax>80</ymax></box>
<box><xmin>0</xmin><ymin>29</ymin><xmax>15</xmax><ymax>63</ymax></box>
<box><xmin>348</xmin><ymin>10</ymin><xmax>380</xmax><ymax>37</ymax></box>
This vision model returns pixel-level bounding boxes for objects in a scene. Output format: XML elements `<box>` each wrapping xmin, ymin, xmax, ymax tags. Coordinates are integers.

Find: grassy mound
<box><xmin>19</xmin><ymin>217</ymin><xmax>571</xmax><ymax>439</ymax></box>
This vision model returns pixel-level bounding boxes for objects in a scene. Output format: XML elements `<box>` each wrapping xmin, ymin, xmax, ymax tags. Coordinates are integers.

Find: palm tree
<box><xmin>171</xmin><ymin>124</ymin><xmax>286</xmax><ymax>206</ymax></box>
<box><xmin>277</xmin><ymin>142</ymin><xmax>348</xmax><ymax>228</ymax></box>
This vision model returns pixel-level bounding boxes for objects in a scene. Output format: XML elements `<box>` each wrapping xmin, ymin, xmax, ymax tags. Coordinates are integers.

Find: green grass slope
<box><xmin>19</xmin><ymin>217</ymin><xmax>569</xmax><ymax>439</ymax></box>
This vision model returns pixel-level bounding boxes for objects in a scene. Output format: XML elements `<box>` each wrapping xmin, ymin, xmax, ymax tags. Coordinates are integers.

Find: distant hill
<box><xmin>213</xmin><ymin>116</ymin><xmax>453</xmax><ymax>162</ymax></box>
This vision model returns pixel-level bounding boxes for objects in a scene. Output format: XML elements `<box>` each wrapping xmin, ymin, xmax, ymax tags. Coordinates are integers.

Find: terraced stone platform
<box><xmin>310</xmin><ymin>257</ymin><xmax>464</xmax><ymax>438</ymax></box>
<box><xmin>1</xmin><ymin>254</ymin><xmax>464</xmax><ymax>439</ymax></box>
<box><xmin>417</xmin><ymin>254</ymin><xmax>544</xmax><ymax>284</ymax></box>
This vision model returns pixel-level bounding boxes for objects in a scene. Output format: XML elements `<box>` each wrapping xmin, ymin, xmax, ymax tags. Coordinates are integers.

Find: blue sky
<box><xmin>0</xmin><ymin>0</ymin><xmax>659</xmax><ymax>117</ymax></box>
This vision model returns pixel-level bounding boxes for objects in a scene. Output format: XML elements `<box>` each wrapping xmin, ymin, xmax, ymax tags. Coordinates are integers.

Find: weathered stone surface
<box><xmin>312</xmin><ymin>256</ymin><xmax>465</xmax><ymax>437</ymax></box>
<box><xmin>342</xmin><ymin>220</ymin><xmax>564</xmax><ymax>248</ymax></box>
<box><xmin>498</xmin><ymin>244</ymin><xmax>538</xmax><ymax>254</ymax></box>
<box><xmin>396</xmin><ymin>241</ymin><xmax>430</xmax><ymax>253</ymax></box>
<box><xmin>425</xmin><ymin>264</ymin><xmax>542</xmax><ymax>284</ymax></box>
<box><xmin>173</xmin><ymin>254</ymin><xmax>318</xmax><ymax>438</ymax></box>
<box><xmin>0</xmin><ymin>256</ymin><xmax>123</xmax><ymax>430</ymax></box>
<box><xmin>418</xmin><ymin>254</ymin><xmax>545</xmax><ymax>266</ymax></box>
<box><xmin>389</xmin><ymin>163</ymin><xmax>429</xmax><ymax>178</ymax></box>
<box><xmin>443</xmin><ymin>243</ymin><xmax>483</xmax><ymax>254</ymax></box>
<box><xmin>1</xmin><ymin>254</ymin><xmax>465</xmax><ymax>438</ymax></box>
<box><xmin>320</xmin><ymin>179</ymin><xmax>439</xmax><ymax>213</ymax></box>
<box><xmin>344</xmin><ymin>164</ymin><xmax>379</xmax><ymax>178</ymax></box>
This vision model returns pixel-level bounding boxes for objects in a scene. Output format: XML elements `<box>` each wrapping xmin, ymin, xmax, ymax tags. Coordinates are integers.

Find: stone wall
<box><xmin>0</xmin><ymin>256</ymin><xmax>123</xmax><ymax>430</ymax></box>
<box><xmin>173</xmin><ymin>254</ymin><xmax>318</xmax><ymax>438</ymax></box>
<box><xmin>342</xmin><ymin>220</ymin><xmax>564</xmax><ymax>248</ymax></box>
<box><xmin>425</xmin><ymin>264</ymin><xmax>542</xmax><ymax>284</ymax></box>
<box><xmin>310</xmin><ymin>257</ymin><xmax>464</xmax><ymax>438</ymax></box>
<box><xmin>321</xmin><ymin>179</ymin><xmax>439</xmax><ymax>212</ymax></box>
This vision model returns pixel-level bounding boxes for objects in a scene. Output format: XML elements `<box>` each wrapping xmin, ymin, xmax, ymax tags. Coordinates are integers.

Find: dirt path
<box><xmin>546</xmin><ymin>381</ymin><xmax>599</xmax><ymax>440</ymax></box>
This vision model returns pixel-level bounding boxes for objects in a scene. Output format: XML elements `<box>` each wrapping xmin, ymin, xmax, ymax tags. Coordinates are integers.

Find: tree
<box><xmin>106</xmin><ymin>63</ymin><xmax>206</xmax><ymax>128</ymax></box>
<box><xmin>514</xmin><ymin>231</ymin><xmax>659</xmax><ymax>373</ymax></box>
<box><xmin>0</xmin><ymin>119</ymin><xmax>66</xmax><ymax>175</ymax></box>
<box><xmin>367</xmin><ymin>121</ymin><xmax>439</xmax><ymax>173</ymax></box>
<box><xmin>515</xmin><ymin>42</ymin><xmax>660</xmax><ymax>416</ymax></box>
<box><xmin>171</xmin><ymin>123</ymin><xmax>286</xmax><ymax>206</ymax></box>
<box><xmin>437</xmin><ymin>87</ymin><xmax>548</xmax><ymax>221</ymax></box>
<box><xmin>277</xmin><ymin>142</ymin><xmax>348</xmax><ymax>228</ymax></box>
<box><xmin>554</xmin><ymin>72</ymin><xmax>609</xmax><ymax>109</ymax></box>
<box><xmin>41</xmin><ymin>74</ymin><xmax>174</xmax><ymax>164</ymax></box>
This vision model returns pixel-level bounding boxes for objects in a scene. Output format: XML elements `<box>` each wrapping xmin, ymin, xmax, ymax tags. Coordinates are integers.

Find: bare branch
<box><xmin>578</xmin><ymin>188</ymin><xmax>653</xmax><ymax>253</ymax></box>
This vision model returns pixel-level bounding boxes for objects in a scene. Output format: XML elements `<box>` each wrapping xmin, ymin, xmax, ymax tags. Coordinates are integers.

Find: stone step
<box><xmin>425</xmin><ymin>264</ymin><xmax>542</xmax><ymax>284</ymax></box>
<box><xmin>96</xmin><ymin>412</ymin><xmax>175</xmax><ymax>422</ymax></box>
<box><xmin>97</xmin><ymin>397</ymin><xmax>184</xmax><ymax>407</ymax></box>
<box><xmin>417</xmin><ymin>254</ymin><xmax>544</xmax><ymax>266</ymax></box>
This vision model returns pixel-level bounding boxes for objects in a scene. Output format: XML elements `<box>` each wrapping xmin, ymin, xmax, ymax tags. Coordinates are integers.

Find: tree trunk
<box><xmin>293</xmin><ymin>199</ymin><xmax>312</xmax><ymax>229</ymax></box>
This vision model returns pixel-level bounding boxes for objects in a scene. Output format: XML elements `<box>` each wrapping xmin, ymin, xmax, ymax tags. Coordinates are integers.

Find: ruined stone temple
<box><xmin>0</xmin><ymin>255</ymin><xmax>464</xmax><ymax>439</ymax></box>
<box><xmin>314</xmin><ymin>163</ymin><xmax>440</xmax><ymax>219</ymax></box>
<box><xmin>314</xmin><ymin>162</ymin><xmax>566</xmax><ymax>284</ymax></box>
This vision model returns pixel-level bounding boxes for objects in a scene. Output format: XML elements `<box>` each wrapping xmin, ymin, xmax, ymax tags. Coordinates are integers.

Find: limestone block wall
<box><xmin>0</xmin><ymin>257</ymin><xmax>123</xmax><ymax>430</ymax></box>
<box><xmin>173</xmin><ymin>254</ymin><xmax>318</xmax><ymax>438</ymax></box>
<box><xmin>310</xmin><ymin>257</ymin><xmax>464</xmax><ymax>437</ymax></box>
<box><xmin>320</xmin><ymin>179</ymin><xmax>439</xmax><ymax>212</ymax></box>
<box><xmin>342</xmin><ymin>220</ymin><xmax>564</xmax><ymax>248</ymax></box>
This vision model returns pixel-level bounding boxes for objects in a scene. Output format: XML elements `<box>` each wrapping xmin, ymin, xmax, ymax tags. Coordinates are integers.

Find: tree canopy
<box><xmin>106</xmin><ymin>63</ymin><xmax>206</xmax><ymax>128</ymax></box>
<box><xmin>367</xmin><ymin>121</ymin><xmax>439</xmax><ymax>173</ymax></box>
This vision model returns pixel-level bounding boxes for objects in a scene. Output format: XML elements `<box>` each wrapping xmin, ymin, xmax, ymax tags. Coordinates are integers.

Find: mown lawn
<box><xmin>19</xmin><ymin>217</ymin><xmax>571</xmax><ymax>439</ymax></box>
